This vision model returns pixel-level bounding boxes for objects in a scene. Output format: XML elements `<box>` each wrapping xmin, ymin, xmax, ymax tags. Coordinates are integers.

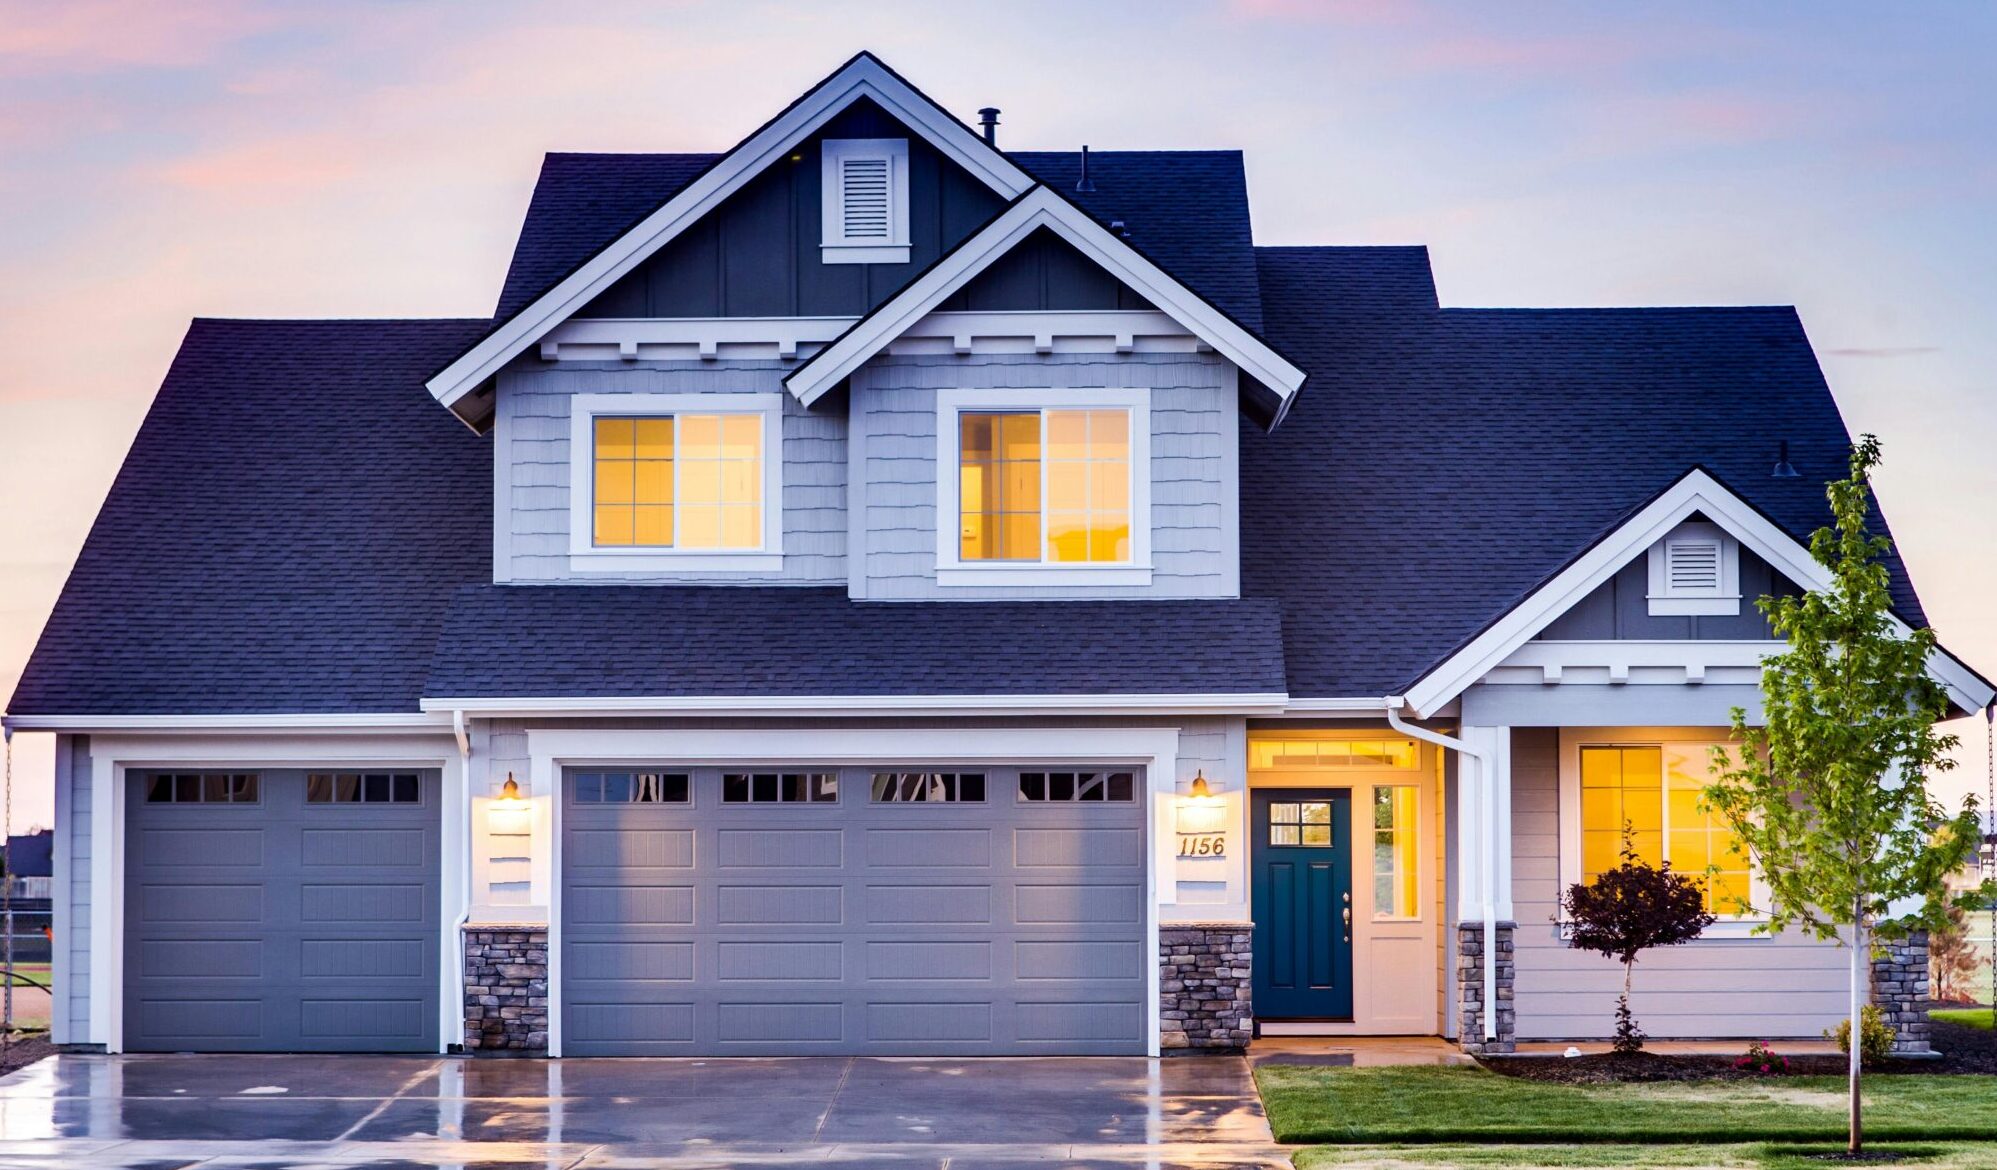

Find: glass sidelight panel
<box><xmin>1371</xmin><ymin>786</ymin><xmax>1420</xmax><ymax>918</ymax></box>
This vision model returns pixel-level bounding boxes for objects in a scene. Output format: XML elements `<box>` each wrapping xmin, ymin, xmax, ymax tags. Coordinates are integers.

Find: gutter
<box><xmin>1385</xmin><ymin>697</ymin><xmax>1499</xmax><ymax>1042</ymax></box>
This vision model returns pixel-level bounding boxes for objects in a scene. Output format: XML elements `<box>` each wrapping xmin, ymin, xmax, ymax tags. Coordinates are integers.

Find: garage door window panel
<box><xmin>305</xmin><ymin>772</ymin><xmax>423</xmax><ymax>804</ymax></box>
<box><xmin>871</xmin><ymin>772</ymin><xmax>987</xmax><ymax>802</ymax></box>
<box><xmin>723</xmin><ymin>771</ymin><xmax>839</xmax><ymax>803</ymax></box>
<box><xmin>144</xmin><ymin>772</ymin><xmax>260</xmax><ymax>804</ymax></box>
<box><xmin>574</xmin><ymin>770</ymin><xmax>691</xmax><ymax>803</ymax></box>
<box><xmin>1017</xmin><ymin>770</ymin><xmax>1137</xmax><ymax>803</ymax></box>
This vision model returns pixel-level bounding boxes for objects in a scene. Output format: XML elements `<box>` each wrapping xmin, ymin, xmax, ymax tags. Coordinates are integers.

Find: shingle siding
<box><xmin>851</xmin><ymin>352</ymin><xmax>1239</xmax><ymax>600</ymax></box>
<box><xmin>496</xmin><ymin>360</ymin><xmax>846</xmax><ymax>585</ymax></box>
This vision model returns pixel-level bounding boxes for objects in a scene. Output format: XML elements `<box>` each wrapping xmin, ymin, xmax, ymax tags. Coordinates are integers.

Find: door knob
<box><xmin>1342</xmin><ymin>904</ymin><xmax>1351</xmax><ymax>941</ymax></box>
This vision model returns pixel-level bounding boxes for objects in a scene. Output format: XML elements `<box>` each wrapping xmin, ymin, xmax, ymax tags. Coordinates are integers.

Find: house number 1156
<box><xmin>1176</xmin><ymin>833</ymin><xmax>1226</xmax><ymax>857</ymax></box>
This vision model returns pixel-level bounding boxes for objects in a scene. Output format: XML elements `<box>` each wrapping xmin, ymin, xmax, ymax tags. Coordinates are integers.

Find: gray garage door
<box><xmin>124</xmin><ymin>768</ymin><xmax>441</xmax><ymax>1052</ymax></box>
<box><xmin>561</xmin><ymin>765</ymin><xmax>1147</xmax><ymax>1055</ymax></box>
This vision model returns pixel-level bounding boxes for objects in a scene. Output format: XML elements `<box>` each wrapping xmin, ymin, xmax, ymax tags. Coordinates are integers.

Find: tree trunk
<box><xmin>1849</xmin><ymin>914</ymin><xmax>1865</xmax><ymax>1155</ymax></box>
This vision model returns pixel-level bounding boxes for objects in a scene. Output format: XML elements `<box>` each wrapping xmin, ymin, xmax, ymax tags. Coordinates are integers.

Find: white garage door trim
<box><xmin>527</xmin><ymin>726</ymin><xmax>1182</xmax><ymax>1057</ymax></box>
<box><xmin>83</xmin><ymin>732</ymin><xmax>464</xmax><ymax>1053</ymax></box>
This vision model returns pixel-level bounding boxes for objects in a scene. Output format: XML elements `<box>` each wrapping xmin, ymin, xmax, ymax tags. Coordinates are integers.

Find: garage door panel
<box><xmin>563</xmin><ymin>764</ymin><xmax>1147</xmax><ymax>1056</ymax></box>
<box><xmin>716</xmin><ymin>884</ymin><xmax>841</xmax><ymax>925</ymax></box>
<box><xmin>866</xmin><ymin>940</ymin><xmax>991</xmax><ymax>980</ymax></box>
<box><xmin>125</xmin><ymin>769</ymin><xmax>440</xmax><ymax>1052</ymax></box>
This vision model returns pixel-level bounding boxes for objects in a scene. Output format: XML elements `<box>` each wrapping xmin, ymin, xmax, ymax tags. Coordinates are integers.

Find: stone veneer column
<box><xmin>1159</xmin><ymin>924</ymin><xmax>1252</xmax><ymax>1051</ymax></box>
<box><xmin>1871</xmin><ymin>929</ymin><xmax>1933</xmax><ymax>1057</ymax></box>
<box><xmin>463</xmin><ymin>926</ymin><xmax>549</xmax><ymax>1054</ymax></box>
<box><xmin>1456</xmin><ymin>921</ymin><xmax>1516</xmax><ymax>1055</ymax></box>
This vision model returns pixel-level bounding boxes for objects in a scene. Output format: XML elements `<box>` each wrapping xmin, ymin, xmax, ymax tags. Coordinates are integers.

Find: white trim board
<box><xmin>784</xmin><ymin>187</ymin><xmax>1307</xmax><ymax>414</ymax></box>
<box><xmin>4</xmin><ymin>712</ymin><xmax>452</xmax><ymax>733</ymax></box>
<box><xmin>526</xmin><ymin>724</ymin><xmax>1182</xmax><ymax>1058</ymax></box>
<box><xmin>420</xmin><ymin>692</ymin><xmax>1291</xmax><ymax>718</ymax></box>
<box><xmin>426</xmin><ymin>53</ymin><xmax>1032</xmax><ymax>413</ymax></box>
<box><xmin>1400</xmin><ymin>469</ymin><xmax>1995</xmax><ymax>718</ymax></box>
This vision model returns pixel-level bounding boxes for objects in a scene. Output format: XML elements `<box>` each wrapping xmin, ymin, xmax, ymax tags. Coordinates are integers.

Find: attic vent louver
<box><xmin>840</xmin><ymin>157</ymin><xmax>892</xmax><ymax>239</ymax></box>
<box><xmin>1665</xmin><ymin>538</ymin><xmax>1723</xmax><ymax>593</ymax></box>
<box><xmin>1646</xmin><ymin>520</ymin><xmax>1741</xmax><ymax>616</ymax></box>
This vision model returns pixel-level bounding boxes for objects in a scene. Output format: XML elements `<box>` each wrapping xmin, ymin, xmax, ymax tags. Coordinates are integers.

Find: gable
<box><xmin>577</xmin><ymin>99</ymin><xmax>1008</xmax><ymax>320</ymax></box>
<box><xmin>1536</xmin><ymin>527</ymin><xmax>1800</xmax><ymax>641</ymax></box>
<box><xmin>939</xmin><ymin>227</ymin><xmax>1155</xmax><ymax>313</ymax></box>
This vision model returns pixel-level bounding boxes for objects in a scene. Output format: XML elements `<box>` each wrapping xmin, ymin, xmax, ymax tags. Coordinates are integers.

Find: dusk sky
<box><xmin>2</xmin><ymin>1</ymin><xmax>1995</xmax><ymax>829</ymax></box>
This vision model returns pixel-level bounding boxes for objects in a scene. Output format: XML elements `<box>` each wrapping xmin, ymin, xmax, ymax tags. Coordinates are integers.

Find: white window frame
<box><xmin>933</xmin><ymin>386</ymin><xmax>1153</xmax><ymax>587</ymax></box>
<box><xmin>821</xmin><ymin>138</ymin><xmax>910</xmax><ymax>264</ymax></box>
<box><xmin>566</xmin><ymin>391</ymin><xmax>784</xmax><ymax>573</ymax></box>
<box><xmin>1646</xmin><ymin>520</ymin><xmax>1740</xmax><ymax>616</ymax></box>
<box><xmin>1557</xmin><ymin>726</ymin><xmax>1769</xmax><ymax>937</ymax></box>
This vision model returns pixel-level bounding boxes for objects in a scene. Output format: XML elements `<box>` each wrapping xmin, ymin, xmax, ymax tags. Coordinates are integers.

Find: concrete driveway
<box><xmin>0</xmin><ymin>1052</ymin><xmax>1287</xmax><ymax>1168</ymax></box>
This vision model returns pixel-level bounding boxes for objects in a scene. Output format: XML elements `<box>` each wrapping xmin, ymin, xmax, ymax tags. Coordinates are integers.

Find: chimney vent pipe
<box><xmin>978</xmin><ymin>107</ymin><xmax>1000</xmax><ymax>145</ymax></box>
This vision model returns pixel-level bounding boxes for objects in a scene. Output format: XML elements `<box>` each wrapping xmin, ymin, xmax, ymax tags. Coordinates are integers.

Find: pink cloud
<box><xmin>0</xmin><ymin>0</ymin><xmax>288</xmax><ymax>77</ymax></box>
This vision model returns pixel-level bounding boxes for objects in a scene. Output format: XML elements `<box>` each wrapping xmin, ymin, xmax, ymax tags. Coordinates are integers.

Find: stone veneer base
<box><xmin>463</xmin><ymin>925</ymin><xmax>549</xmax><ymax>1054</ymax></box>
<box><xmin>1871</xmin><ymin>929</ymin><xmax>1932</xmax><ymax>1056</ymax></box>
<box><xmin>1456</xmin><ymin>921</ymin><xmax>1516</xmax><ymax>1055</ymax></box>
<box><xmin>1159</xmin><ymin>923</ymin><xmax>1252</xmax><ymax>1051</ymax></box>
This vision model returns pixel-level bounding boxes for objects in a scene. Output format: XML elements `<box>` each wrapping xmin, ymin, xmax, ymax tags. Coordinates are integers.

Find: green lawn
<box><xmin>1934</xmin><ymin>1007</ymin><xmax>1994</xmax><ymax>1031</ymax></box>
<box><xmin>1296</xmin><ymin>1143</ymin><xmax>1997</xmax><ymax>1169</ymax></box>
<box><xmin>1257</xmin><ymin>1065</ymin><xmax>1997</xmax><ymax>1144</ymax></box>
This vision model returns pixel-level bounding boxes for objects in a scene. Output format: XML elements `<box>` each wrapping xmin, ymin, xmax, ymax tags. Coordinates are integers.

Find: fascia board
<box><xmin>426</xmin><ymin>56</ymin><xmax>1032</xmax><ymax>409</ymax></box>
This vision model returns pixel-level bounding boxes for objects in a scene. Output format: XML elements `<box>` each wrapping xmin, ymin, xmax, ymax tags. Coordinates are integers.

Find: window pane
<box><xmin>595</xmin><ymin>505</ymin><xmax>635</xmax><ymax>546</ymax></box>
<box><xmin>595</xmin><ymin>418</ymin><xmax>636</xmax><ymax>460</ymax></box>
<box><xmin>1270</xmin><ymin>803</ymin><xmax>1299</xmax><ymax>825</ymax></box>
<box><xmin>306</xmin><ymin>774</ymin><xmax>332</xmax><ymax>803</ymax></box>
<box><xmin>364</xmin><ymin>774</ymin><xmax>390</xmax><ymax>803</ymax></box>
<box><xmin>146</xmin><ymin>775</ymin><xmax>173</xmax><ymax>803</ymax></box>
<box><xmin>1045</xmin><ymin>409</ymin><xmax>1130</xmax><ymax>564</ymax></box>
<box><xmin>392</xmin><ymin>774</ymin><xmax>419</xmax><ymax>803</ymax></box>
<box><xmin>336</xmin><ymin>774</ymin><xmax>361</xmax><ymax>802</ymax></box>
<box><xmin>633</xmin><ymin>418</ymin><xmax>672</xmax><ymax>460</ymax></box>
<box><xmin>1372</xmin><ymin>787</ymin><xmax>1419</xmax><ymax>919</ymax></box>
<box><xmin>235</xmin><ymin>775</ymin><xmax>259</xmax><ymax>803</ymax></box>
<box><xmin>175</xmin><ymin>774</ymin><xmax>199</xmax><ymax>802</ymax></box>
<box><xmin>1301</xmin><ymin>802</ymin><xmax>1330</xmax><ymax>824</ymax></box>
<box><xmin>960</xmin><ymin>412</ymin><xmax>1040</xmax><ymax>561</ymax></box>
<box><xmin>723</xmin><ymin>774</ymin><xmax>750</xmax><ymax>803</ymax></box>
<box><xmin>202</xmin><ymin>775</ymin><xmax>229</xmax><ymax>803</ymax></box>
<box><xmin>1578</xmin><ymin>746</ymin><xmax>1664</xmax><ymax>881</ymax></box>
<box><xmin>1300</xmin><ymin>823</ymin><xmax>1331</xmax><ymax>845</ymax></box>
<box><xmin>603</xmin><ymin>772</ymin><xmax>633</xmax><ymax>803</ymax></box>
<box><xmin>1271</xmin><ymin>824</ymin><xmax>1300</xmax><ymax>846</ymax></box>
<box><xmin>1105</xmin><ymin>772</ymin><xmax>1133</xmax><ymax>802</ymax></box>
<box><xmin>1019</xmin><ymin>773</ymin><xmax>1045</xmax><ymax>802</ymax></box>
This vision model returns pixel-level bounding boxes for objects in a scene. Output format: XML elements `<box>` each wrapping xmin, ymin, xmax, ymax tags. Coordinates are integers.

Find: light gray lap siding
<box><xmin>850</xmin><ymin>352</ymin><xmax>1240</xmax><ymax>600</ymax></box>
<box><xmin>1508</xmin><ymin>727</ymin><xmax>1849</xmax><ymax>1040</ymax></box>
<box><xmin>58</xmin><ymin>734</ymin><xmax>90</xmax><ymax>1044</ymax></box>
<box><xmin>496</xmin><ymin>360</ymin><xmax>846</xmax><ymax>585</ymax></box>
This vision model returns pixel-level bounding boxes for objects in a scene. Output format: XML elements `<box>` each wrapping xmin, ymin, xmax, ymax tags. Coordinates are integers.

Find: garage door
<box><xmin>561</xmin><ymin>765</ymin><xmax>1147</xmax><ymax>1055</ymax></box>
<box><xmin>124</xmin><ymin>768</ymin><xmax>441</xmax><ymax>1052</ymax></box>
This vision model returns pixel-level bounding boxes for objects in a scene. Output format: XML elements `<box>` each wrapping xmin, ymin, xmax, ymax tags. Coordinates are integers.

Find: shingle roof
<box><xmin>493</xmin><ymin>150</ymin><xmax>1263</xmax><ymax>329</ymax></box>
<box><xmin>8</xmin><ymin>318</ymin><xmax>493</xmax><ymax>715</ymax></box>
<box><xmin>1243</xmin><ymin>245</ymin><xmax>1929</xmax><ymax>697</ymax></box>
<box><xmin>426</xmin><ymin>586</ymin><xmax>1286</xmax><ymax>699</ymax></box>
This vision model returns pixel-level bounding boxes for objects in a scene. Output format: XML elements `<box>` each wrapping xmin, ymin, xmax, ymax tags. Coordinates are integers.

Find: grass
<box><xmin>1256</xmin><ymin>1065</ymin><xmax>1997</xmax><ymax>1144</ymax></box>
<box><xmin>1295</xmin><ymin>1143</ymin><xmax>1997</xmax><ymax>1169</ymax></box>
<box><xmin>1934</xmin><ymin>1007</ymin><xmax>1994</xmax><ymax>1031</ymax></box>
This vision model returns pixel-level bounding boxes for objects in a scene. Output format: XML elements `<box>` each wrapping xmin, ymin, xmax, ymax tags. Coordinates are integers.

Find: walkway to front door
<box><xmin>0</xmin><ymin>1052</ymin><xmax>1288</xmax><ymax>1168</ymax></box>
<box><xmin>1251</xmin><ymin>788</ymin><xmax>1355</xmax><ymax>1020</ymax></box>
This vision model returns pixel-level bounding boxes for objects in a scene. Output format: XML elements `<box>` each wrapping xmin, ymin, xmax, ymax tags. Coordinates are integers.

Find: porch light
<box><xmin>496</xmin><ymin>773</ymin><xmax>524</xmax><ymax>806</ymax></box>
<box><xmin>1189</xmin><ymin>771</ymin><xmax>1213</xmax><ymax>800</ymax></box>
<box><xmin>1175</xmin><ymin>770</ymin><xmax>1227</xmax><ymax>836</ymax></box>
<box><xmin>487</xmin><ymin>772</ymin><xmax>532</xmax><ymax>836</ymax></box>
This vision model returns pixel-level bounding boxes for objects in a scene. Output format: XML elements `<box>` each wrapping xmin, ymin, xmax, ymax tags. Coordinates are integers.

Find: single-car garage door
<box><xmin>561</xmin><ymin>765</ymin><xmax>1147</xmax><ymax>1055</ymax></box>
<box><xmin>124</xmin><ymin>768</ymin><xmax>441</xmax><ymax>1052</ymax></box>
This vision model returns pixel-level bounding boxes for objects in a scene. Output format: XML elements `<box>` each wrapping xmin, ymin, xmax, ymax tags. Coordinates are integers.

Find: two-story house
<box><xmin>9</xmin><ymin>53</ymin><xmax>1989</xmax><ymax>1058</ymax></box>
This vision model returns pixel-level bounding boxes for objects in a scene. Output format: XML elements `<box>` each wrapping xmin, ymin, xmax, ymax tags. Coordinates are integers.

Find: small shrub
<box><xmin>1734</xmin><ymin>1038</ymin><xmax>1789</xmax><ymax>1075</ymax></box>
<box><xmin>1561</xmin><ymin>831</ymin><xmax>1715</xmax><ymax>1053</ymax></box>
<box><xmin>1825</xmin><ymin>1005</ymin><xmax>1894</xmax><ymax>1066</ymax></box>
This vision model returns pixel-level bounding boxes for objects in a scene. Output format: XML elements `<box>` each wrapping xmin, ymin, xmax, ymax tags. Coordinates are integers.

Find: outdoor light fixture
<box><xmin>1188</xmin><ymin>771</ymin><xmax>1213</xmax><ymax>800</ymax></box>
<box><xmin>496</xmin><ymin>773</ymin><xmax>524</xmax><ymax>806</ymax></box>
<box><xmin>1175</xmin><ymin>770</ymin><xmax>1228</xmax><ymax>843</ymax></box>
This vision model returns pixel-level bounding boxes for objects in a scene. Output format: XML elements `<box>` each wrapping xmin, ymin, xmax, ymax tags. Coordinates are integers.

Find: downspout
<box><xmin>450</xmin><ymin>709</ymin><xmax>473</xmax><ymax>1052</ymax></box>
<box><xmin>1385</xmin><ymin>698</ymin><xmax>1499</xmax><ymax>1041</ymax></box>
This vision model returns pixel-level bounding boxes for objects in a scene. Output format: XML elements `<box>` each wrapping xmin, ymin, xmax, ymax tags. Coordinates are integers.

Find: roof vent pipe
<box><xmin>1076</xmin><ymin>145</ymin><xmax>1096</xmax><ymax>193</ymax></box>
<box><xmin>1772</xmin><ymin>440</ymin><xmax>1800</xmax><ymax>478</ymax></box>
<box><xmin>978</xmin><ymin>107</ymin><xmax>1000</xmax><ymax>145</ymax></box>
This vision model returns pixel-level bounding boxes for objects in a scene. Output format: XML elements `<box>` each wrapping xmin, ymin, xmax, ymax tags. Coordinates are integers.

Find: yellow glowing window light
<box><xmin>1580</xmin><ymin>743</ymin><xmax>1749</xmax><ymax>914</ymax></box>
<box><xmin>959</xmin><ymin>408</ymin><xmax>1130</xmax><ymax>563</ymax></box>
<box><xmin>593</xmin><ymin>414</ymin><xmax>761</xmax><ymax>549</ymax></box>
<box><xmin>1371</xmin><ymin>786</ymin><xmax>1420</xmax><ymax>919</ymax></box>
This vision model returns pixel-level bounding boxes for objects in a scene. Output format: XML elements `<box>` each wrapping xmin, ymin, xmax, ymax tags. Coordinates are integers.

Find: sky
<box><xmin>2</xmin><ymin>0</ymin><xmax>1995</xmax><ymax>832</ymax></box>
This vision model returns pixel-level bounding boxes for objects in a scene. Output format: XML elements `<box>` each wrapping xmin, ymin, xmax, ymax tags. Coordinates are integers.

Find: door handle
<box><xmin>1342</xmin><ymin>904</ymin><xmax>1351</xmax><ymax>941</ymax></box>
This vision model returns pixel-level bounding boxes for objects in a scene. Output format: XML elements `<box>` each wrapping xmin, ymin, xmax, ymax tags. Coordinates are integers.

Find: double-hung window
<box><xmin>1561</xmin><ymin>730</ymin><xmax>1760</xmax><ymax>923</ymax></box>
<box><xmin>935</xmin><ymin>388</ymin><xmax>1151</xmax><ymax>586</ymax></box>
<box><xmin>568</xmin><ymin>392</ymin><xmax>783</xmax><ymax>572</ymax></box>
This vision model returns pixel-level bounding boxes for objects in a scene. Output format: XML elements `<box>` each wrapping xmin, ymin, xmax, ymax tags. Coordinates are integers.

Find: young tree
<box><xmin>1929</xmin><ymin>900</ymin><xmax>1983</xmax><ymax>1005</ymax></box>
<box><xmin>1706</xmin><ymin>436</ymin><xmax>1983</xmax><ymax>1155</ymax></box>
<box><xmin>1561</xmin><ymin>833</ymin><xmax>1715</xmax><ymax>1052</ymax></box>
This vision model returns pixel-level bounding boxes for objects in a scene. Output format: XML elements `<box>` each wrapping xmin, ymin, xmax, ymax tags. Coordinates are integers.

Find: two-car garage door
<box><xmin>123</xmin><ymin>769</ymin><xmax>441</xmax><ymax>1052</ymax></box>
<box><xmin>561</xmin><ymin>765</ymin><xmax>1148</xmax><ymax>1055</ymax></box>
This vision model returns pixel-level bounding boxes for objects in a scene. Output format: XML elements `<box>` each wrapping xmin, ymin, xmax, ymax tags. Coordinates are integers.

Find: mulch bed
<box><xmin>0</xmin><ymin>1033</ymin><xmax>52</xmax><ymax>1077</ymax></box>
<box><xmin>1480</xmin><ymin>1022</ymin><xmax>1997</xmax><ymax>1083</ymax></box>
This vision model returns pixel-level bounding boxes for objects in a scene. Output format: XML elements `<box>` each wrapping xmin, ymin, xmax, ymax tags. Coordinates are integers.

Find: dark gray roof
<box><xmin>494</xmin><ymin>150</ymin><xmax>1263</xmax><ymax>329</ymax></box>
<box><xmin>9</xmin><ymin>318</ymin><xmax>493</xmax><ymax>715</ymax></box>
<box><xmin>427</xmin><ymin>586</ymin><xmax>1286</xmax><ymax>699</ymax></box>
<box><xmin>1244</xmin><ymin>244</ymin><xmax>1932</xmax><ymax>697</ymax></box>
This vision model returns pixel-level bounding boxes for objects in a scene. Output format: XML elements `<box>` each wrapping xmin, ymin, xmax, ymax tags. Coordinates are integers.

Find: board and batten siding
<box><xmin>1536</xmin><ymin>548</ymin><xmax>1795</xmax><ymax>641</ymax></box>
<box><xmin>1508</xmin><ymin>727</ymin><xmax>1849</xmax><ymax>1040</ymax></box>
<box><xmin>850</xmin><ymin>352</ymin><xmax>1240</xmax><ymax>600</ymax></box>
<box><xmin>495</xmin><ymin>361</ymin><xmax>846</xmax><ymax>584</ymax></box>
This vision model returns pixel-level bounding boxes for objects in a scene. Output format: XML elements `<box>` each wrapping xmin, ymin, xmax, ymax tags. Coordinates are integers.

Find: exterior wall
<box><xmin>578</xmin><ymin>99</ymin><xmax>1005</xmax><ymax>320</ymax></box>
<box><xmin>849</xmin><ymin>352</ymin><xmax>1239</xmax><ymax>600</ymax></box>
<box><xmin>1536</xmin><ymin>549</ymin><xmax>1794</xmax><ymax>640</ymax></box>
<box><xmin>495</xmin><ymin>360</ymin><xmax>845</xmax><ymax>585</ymax></box>
<box><xmin>55</xmin><ymin>734</ymin><xmax>90</xmax><ymax>1046</ymax></box>
<box><xmin>940</xmin><ymin>228</ymin><xmax>1152</xmax><ymax>312</ymax></box>
<box><xmin>1509</xmin><ymin>726</ymin><xmax>1851</xmax><ymax>1040</ymax></box>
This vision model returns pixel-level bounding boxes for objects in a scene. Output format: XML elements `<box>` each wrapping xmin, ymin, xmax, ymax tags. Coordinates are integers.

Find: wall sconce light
<box><xmin>1175</xmin><ymin>770</ymin><xmax>1228</xmax><ymax>837</ymax></box>
<box><xmin>496</xmin><ymin>773</ymin><xmax>524</xmax><ymax>805</ymax></box>
<box><xmin>487</xmin><ymin>772</ymin><xmax>531</xmax><ymax>835</ymax></box>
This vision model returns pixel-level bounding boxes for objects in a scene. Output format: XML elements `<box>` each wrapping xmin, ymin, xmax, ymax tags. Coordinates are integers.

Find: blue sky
<box><xmin>2</xmin><ymin>1</ymin><xmax>1995</xmax><ymax>823</ymax></box>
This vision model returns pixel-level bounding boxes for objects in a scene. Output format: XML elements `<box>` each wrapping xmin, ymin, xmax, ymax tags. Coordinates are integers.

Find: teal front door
<box><xmin>1251</xmin><ymin>789</ymin><xmax>1354</xmax><ymax>1019</ymax></box>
